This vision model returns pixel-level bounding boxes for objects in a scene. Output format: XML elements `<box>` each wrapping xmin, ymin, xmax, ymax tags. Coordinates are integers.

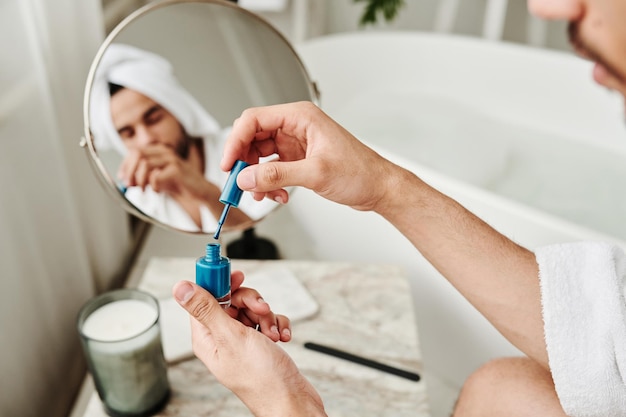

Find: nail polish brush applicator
<box><xmin>213</xmin><ymin>159</ymin><xmax>249</xmax><ymax>240</ymax></box>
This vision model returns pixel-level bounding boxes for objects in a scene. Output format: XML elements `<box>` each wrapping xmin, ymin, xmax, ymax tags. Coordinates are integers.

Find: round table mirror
<box><xmin>81</xmin><ymin>0</ymin><xmax>318</xmax><ymax>237</ymax></box>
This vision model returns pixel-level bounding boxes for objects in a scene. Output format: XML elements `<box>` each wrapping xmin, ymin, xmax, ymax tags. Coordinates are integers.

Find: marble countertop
<box><xmin>81</xmin><ymin>259</ymin><xmax>431</xmax><ymax>417</ymax></box>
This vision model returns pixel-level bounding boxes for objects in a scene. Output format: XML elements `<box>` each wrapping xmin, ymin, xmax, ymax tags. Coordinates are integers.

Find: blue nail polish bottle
<box><xmin>196</xmin><ymin>243</ymin><xmax>231</xmax><ymax>308</ymax></box>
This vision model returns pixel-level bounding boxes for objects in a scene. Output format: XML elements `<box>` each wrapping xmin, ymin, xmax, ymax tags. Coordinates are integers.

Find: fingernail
<box><xmin>274</xmin><ymin>196</ymin><xmax>285</xmax><ymax>204</ymax></box>
<box><xmin>174</xmin><ymin>281</ymin><xmax>194</xmax><ymax>303</ymax></box>
<box><xmin>237</xmin><ymin>167</ymin><xmax>256</xmax><ymax>189</ymax></box>
<box><xmin>257</xmin><ymin>297</ymin><xmax>267</xmax><ymax>304</ymax></box>
<box><xmin>282</xmin><ymin>328</ymin><xmax>291</xmax><ymax>338</ymax></box>
<box><xmin>271</xmin><ymin>325</ymin><xmax>279</xmax><ymax>335</ymax></box>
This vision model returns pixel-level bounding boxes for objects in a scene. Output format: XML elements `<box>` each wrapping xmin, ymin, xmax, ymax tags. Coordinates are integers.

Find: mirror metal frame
<box><xmin>80</xmin><ymin>0</ymin><xmax>320</xmax><ymax>235</ymax></box>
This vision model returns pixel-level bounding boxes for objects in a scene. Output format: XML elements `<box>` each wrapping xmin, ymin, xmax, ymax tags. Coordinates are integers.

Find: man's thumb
<box><xmin>172</xmin><ymin>281</ymin><xmax>226</xmax><ymax>327</ymax></box>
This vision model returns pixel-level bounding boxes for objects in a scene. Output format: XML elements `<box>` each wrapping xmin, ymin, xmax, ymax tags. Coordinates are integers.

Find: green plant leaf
<box><xmin>354</xmin><ymin>0</ymin><xmax>406</xmax><ymax>26</ymax></box>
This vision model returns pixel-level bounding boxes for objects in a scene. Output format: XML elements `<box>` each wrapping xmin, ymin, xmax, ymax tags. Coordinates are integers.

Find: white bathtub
<box><xmin>289</xmin><ymin>32</ymin><xmax>626</xmax><ymax>414</ymax></box>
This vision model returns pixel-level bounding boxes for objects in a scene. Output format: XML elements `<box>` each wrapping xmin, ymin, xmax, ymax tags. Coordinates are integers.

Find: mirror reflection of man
<box><xmin>90</xmin><ymin>44</ymin><xmax>277</xmax><ymax>232</ymax></box>
<box><xmin>109</xmin><ymin>82</ymin><xmax>251</xmax><ymax>230</ymax></box>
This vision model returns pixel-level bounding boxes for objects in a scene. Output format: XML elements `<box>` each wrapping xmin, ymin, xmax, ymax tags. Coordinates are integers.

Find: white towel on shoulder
<box><xmin>537</xmin><ymin>241</ymin><xmax>626</xmax><ymax>416</ymax></box>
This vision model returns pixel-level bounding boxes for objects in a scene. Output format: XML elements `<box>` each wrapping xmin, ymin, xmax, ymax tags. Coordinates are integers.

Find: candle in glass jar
<box><xmin>78</xmin><ymin>289</ymin><xmax>170</xmax><ymax>417</ymax></box>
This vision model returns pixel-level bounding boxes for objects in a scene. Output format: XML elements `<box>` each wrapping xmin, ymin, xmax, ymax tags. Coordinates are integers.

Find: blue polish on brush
<box><xmin>213</xmin><ymin>160</ymin><xmax>249</xmax><ymax>240</ymax></box>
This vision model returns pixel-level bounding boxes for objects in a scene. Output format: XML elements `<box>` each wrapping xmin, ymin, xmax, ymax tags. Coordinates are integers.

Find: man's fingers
<box><xmin>174</xmin><ymin>279</ymin><xmax>291</xmax><ymax>346</ymax></box>
<box><xmin>231</xmin><ymin>270</ymin><xmax>245</xmax><ymax>291</ymax></box>
<box><xmin>118</xmin><ymin>150</ymin><xmax>141</xmax><ymax>183</ymax></box>
<box><xmin>173</xmin><ymin>281</ymin><xmax>230</xmax><ymax>330</ymax></box>
<box><xmin>134</xmin><ymin>159</ymin><xmax>150</xmax><ymax>189</ymax></box>
<box><xmin>222</xmin><ymin>101</ymin><xmax>320</xmax><ymax>171</ymax></box>
<box><xmin>148</xmin><ymin>168</ymin><xmax>163</xmax><ymax>192</ymax></box>
<box><xmin>237</xmin><ymin>160</ymin><xmax>320</xmax><ymax>193</ymax></box>
<box><xmin>276</xmin><ymin>315</ymin><xmax>292</xmax><ymax>342</ymax></box>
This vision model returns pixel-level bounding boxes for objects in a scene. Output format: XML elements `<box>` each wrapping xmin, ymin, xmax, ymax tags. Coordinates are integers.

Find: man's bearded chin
<box><xmin>174</xmin><ymin>134</ymin><xmax>193</xmax><ymax>159</ymax></box>
<box><xmin>568</xmin><ymin>22</ymin><xmax>625</xmax><ymax>84</ymax></box>
<box><xmin>567</xmin><ymin>24</ymin><xmax>626</xmax><ymax>128</ymax></box>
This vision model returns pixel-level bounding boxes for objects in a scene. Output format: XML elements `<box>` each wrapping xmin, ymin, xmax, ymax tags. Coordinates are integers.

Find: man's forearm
<box><xmin>376</xmin><ymin>167</ymin><xmax>548</xmax><ymax>367</ymax></box>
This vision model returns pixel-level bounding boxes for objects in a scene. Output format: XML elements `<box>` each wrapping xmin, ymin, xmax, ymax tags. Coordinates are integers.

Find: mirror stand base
<box><xmin>226</xmin><ymin>227</ymin><xmax>280</xmax><ymax>260</ymax></box>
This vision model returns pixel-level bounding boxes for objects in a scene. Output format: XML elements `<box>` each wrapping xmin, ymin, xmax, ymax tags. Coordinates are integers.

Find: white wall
<box><xmin>257</xmin><ymin>0</ymin><xmax>572</xmax><ymax>52</ymax></box>
<box><xmin>1</xmin><ymin>2</ymin><xmax>133</xmax><ymax>417</ymax></box>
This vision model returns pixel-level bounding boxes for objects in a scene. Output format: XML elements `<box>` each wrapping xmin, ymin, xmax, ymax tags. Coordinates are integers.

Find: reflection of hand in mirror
<box><xmin>109</xmin><ymin>86</ymin><xmax>248</xmax><ymax>230</ymax></box>
<box><xmin>91</xmin><ymin>43</ymin><xmax>278</xmax><ymax>233</ymax></box>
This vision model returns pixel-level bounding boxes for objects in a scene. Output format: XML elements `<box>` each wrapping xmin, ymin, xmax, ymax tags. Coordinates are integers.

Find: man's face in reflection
<box><xmin>528</xmin><ymin>0</ymin><xmax>626</xmax><ymax>101</ymax></box>
<box><xmin>110</xmin><ymin>87</ymin><xmax>191</xmax><ymax>158</ymax></box>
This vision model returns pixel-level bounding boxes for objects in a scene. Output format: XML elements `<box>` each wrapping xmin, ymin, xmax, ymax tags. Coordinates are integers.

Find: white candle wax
<box><xmin>82</xmin><ymin>299</ymin><xmax>158</xmax><ymax>342</ymax></box>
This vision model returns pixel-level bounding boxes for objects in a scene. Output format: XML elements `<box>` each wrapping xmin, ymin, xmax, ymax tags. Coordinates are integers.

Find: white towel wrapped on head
<box><xmin>537</xmin><ymin>241</ymin><xmax>626</xmax><ymax>416</ymax></box>
<box><xmin>89</xmin><ymin>43</ymin><xmax>221</xmax><ymax>155</ymax></box>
